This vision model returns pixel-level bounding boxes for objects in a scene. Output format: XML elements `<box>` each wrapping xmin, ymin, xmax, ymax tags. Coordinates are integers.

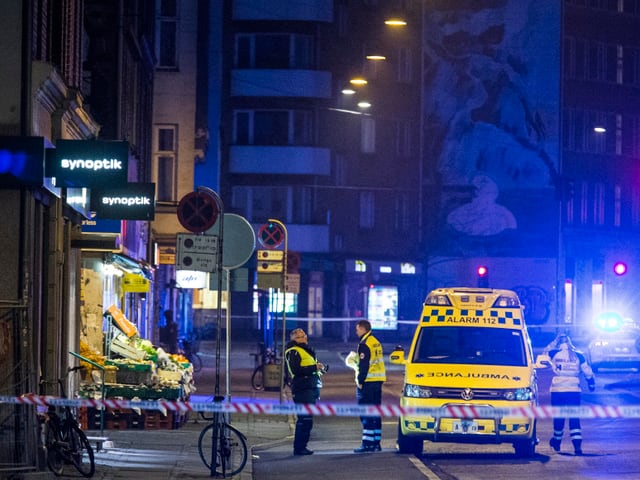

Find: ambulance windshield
<box><xmin>412</xmin><ymin>326</ymin><xmax>527</xmax><ymax>367</ymax></box>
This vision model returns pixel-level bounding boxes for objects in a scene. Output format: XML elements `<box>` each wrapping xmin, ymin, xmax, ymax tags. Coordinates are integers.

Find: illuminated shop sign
<box><xmin>47</xmin><ymin>140</ymin><xmax>129</xmax><ymax>187</ymax></box>
<box><xmin>90</xmin><ymin>183</ymin><xmax>156</xmax><ymax>220</ymax></box>
<box><xmin>65</xmin><ymin>187</ymin><xmax>91</xmax><ymax>218</ymax></box>
<box><xmin>0</xmin><ymin>136</ymin><xmax>45</xmax><ymax>186</ymax></box>
<box><xmin>82</xmin><ymin>217</ymin><xmax>122</xmax><ymax>234</ymax></box>
<box><xmin>367</xmin><ymin>285</ymin><xmax>398</xmax><ymax>331</ymax></box>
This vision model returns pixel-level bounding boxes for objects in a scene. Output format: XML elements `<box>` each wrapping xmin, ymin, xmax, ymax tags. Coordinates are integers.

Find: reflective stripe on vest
<box><xmin>285</xmin><ymin>345</ymin><xmax>316</xmax><ymax>378</ymax></box>
<box><xmin>363</xmin><ymin>332</ymin><xmax>386</xmax><ymax>382</ymax></box>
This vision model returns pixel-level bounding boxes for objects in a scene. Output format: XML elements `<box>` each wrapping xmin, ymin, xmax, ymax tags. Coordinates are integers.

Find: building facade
<box><xmin>0</xmin><ymin>0</ymin><xmax>155</xmax><ymax>475</ymax></box>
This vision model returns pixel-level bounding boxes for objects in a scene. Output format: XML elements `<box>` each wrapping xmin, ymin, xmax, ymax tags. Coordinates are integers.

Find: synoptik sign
<box><xmin>47</xmin><ymin>140</ymin><xmax>129</xmax><ymax>187</ymax></box>
<box><xmin>91</xmin><ymin>183</ymin><xmax>156</xmax><ymax>220</ymax></box>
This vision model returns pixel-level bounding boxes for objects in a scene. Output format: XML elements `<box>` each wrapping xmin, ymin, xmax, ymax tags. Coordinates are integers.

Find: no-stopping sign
<box><xmin>177</xmin><ymin>191</ymin><xmax>219</xmax><ymax>233</ymax></box>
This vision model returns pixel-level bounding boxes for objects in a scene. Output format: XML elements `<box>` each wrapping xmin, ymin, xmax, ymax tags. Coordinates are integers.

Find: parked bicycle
<box><xmin>250</xmin><ymin>344</ymin><xmax>279</xmax><ymax>391</ymax></box>
<box><xmin>41</xmin><ymin>366</ymin><xmax>95</xmax><ymax>478</ymax></box>
<box><xmin>197</xmin><ymin>395</ymin><xmax>248</xmax><ymax>477</ymax></box>
<box><xmin>180</xmin><ymin>336</ymin><xmax>203</xmax><ymax>373</ymax></box>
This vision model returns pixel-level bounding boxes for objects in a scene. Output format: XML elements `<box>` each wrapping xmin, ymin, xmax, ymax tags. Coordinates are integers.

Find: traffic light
<box><xmin>613</xmin><ymin>262</ymin><xmax>628</xmax><ymax>276</ymax></box>
<box><xmin>477</xmin><ymin>265</ymin><xmax>489</xmax><ymax>288</ymax></box>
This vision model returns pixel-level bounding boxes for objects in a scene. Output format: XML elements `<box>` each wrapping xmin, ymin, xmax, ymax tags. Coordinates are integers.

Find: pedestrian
<box><xmin>546</xmin><ymin>333</ymin><xmax>595</xmax><ymax>455</ymax></box>
<box><xmin>159</xmin><ymin>310</ymin><xmax>178</xmax><ymax>353</ymax></box>
<box><xmin>284</xmin><ymin>328</ymin><xmax>325</xmax><ymax>456</ymax></box>
<box><xmin>353</xmin><ymin>320</ymin><xmax>386</xmax><ymax>453</ymax></box>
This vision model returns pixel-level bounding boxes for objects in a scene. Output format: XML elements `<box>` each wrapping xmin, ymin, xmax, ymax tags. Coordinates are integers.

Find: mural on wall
<box><xmin>424</xmin><ymin>0</ymin><xmax>561</xmax><ymax>257</ymax></box>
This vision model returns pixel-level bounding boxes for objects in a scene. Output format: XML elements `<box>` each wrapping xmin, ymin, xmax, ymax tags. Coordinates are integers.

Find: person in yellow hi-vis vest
<box><xmin>353</xmin><ymin>320</ymin><xmax>386</xmax><ymax>453</ymax></box>
<box><xmin>285</xmin><ymin>328</ymin><xmax>325</xmax><ymax>456</ymax></box>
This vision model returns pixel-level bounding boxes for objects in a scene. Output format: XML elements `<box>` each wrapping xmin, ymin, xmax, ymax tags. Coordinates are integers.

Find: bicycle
<box><xmin>197</xmin><ymin>395</ymin><xmax>248</xmax><ymax>477</ymax></box>
<box><xmin>41</xmin><ymin>366</ymin><xmax>95</xmax><ymax>478</ymax></box>
<box><xmin>250</xmin><ymin>344</ymin><xmax>279</xmax><ymax>391</ymax></box>
<box><xmin>180</xmin><ymin>336</ymin><xmax>203</xmax><ymax>373</ymax></box>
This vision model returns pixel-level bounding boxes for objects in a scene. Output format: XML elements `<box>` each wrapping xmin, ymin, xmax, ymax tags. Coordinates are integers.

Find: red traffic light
<box><xmin>613</xmin><ymin>262</ymin><xmax>627</xmax><ymax>276</ymax></box>
<box><xmin>477</xmin><ymin>266</ymin><xmax>488</xmax><ymax>277</ymax></box>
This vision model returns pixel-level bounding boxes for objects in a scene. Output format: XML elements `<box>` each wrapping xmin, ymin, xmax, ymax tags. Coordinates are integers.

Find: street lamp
<box><xmin>384</xmin><ymin>18</ymin><xmax>407</xmax><ymax>26</ymax></box>
<box><xmin>350</xmin><ymin>77</ymin><xmax>368</xmax><ymax>85</ymax></box>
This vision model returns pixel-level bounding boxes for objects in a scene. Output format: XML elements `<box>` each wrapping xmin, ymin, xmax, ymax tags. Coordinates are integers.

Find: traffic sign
<box><xmin>208</xmin><ymin>213</ymin><xmax>256</xmax><ymax>269</ymax></box>
<box><xmin>257</xmin><ymin>273</ymin><xmax>284</xmax><ymax>290</ymax></box>
<box><xmin>176</xmin><ymin>233</ymin><xmax>219</xmax><ymax>272</ymax></box>
<box><xmin>257</xmin><ymin>249</ymin><xmax>284</xmax><ymax>273</ymax></box>
<box><xmin>257</xmin><ymin>250</ymin><xmax>284</xmax><ymax>261</ymax></box>
<box><xmin>258</xmin><ymin>222</ymin><xmax>285</xmax><ymax>249</ymax></box>
<box><xmin>285</xmin><ymin>273</ymin><xmax>300</xmax><ymax>293</ymax></box>
<box><xmin>177</xmin><ymin>191</ymin><xmax>219</xmax><ymax>233</ymax></box>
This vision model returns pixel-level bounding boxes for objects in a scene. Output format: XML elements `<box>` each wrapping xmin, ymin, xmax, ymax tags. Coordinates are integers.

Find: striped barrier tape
<box><xmin>4</xmin><ymin>394</ymin><xmax>640</xmax><ymax>419</ymax></box>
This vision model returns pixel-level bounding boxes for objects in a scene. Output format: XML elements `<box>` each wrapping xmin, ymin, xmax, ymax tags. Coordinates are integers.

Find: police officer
<box><xmin>547</xmin><ymin>334</ymin><xmax>595</xmax><ymax>455</ymax></box>
<box><xmin>354</xmin><ymin>320</ymin><xmax>386</xmax><ymax>453</ymax></box>
<box><xmin>285</xmin><ymin>328</ymin><xmax>325</xmax><ymax>456</ymax></box>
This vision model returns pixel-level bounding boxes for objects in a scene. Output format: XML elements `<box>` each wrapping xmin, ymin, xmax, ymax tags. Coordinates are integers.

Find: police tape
<box><xmin>3</xmin><ymin>394</ymin><xmax>640</xmax><ymax>419</ymax></box>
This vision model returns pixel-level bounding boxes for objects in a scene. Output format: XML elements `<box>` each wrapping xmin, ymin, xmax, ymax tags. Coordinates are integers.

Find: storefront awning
<box><xmin>105</xmin><ymin>253</ymin><xmax>154</xmax><ymax>280</ymax></box>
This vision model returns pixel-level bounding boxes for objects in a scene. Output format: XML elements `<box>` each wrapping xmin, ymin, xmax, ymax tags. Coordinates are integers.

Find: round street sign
<box><xmin>258</xmin><ymin>222</ymin><xmax>284</xmax><ymax>249</ymax></box>
<box><xmin>177</xmin><ymin>191</ymin><xmax>219</xmax><ymax>233</ymax></box>
<box><xmin>208</xmin><ymin>213</ymin><xmax>256</xmax><ymax>269</ymax></box>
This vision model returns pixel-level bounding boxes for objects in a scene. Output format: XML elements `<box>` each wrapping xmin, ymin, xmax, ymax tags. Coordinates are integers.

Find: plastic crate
<box><xmin>115</xmin><ymin>369</ymin><xmax>152</xmax><ymax>385</ymax></box>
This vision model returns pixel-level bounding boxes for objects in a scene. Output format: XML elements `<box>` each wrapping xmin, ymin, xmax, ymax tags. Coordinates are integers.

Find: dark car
<box><xmin>587</xmin><ymin>322</ymin><xmax>640</xmax><ymax>372</ymax></box>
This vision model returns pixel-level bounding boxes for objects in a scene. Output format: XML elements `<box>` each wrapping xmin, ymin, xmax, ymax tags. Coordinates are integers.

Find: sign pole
<box><xmin>266</xmin><ymin>218</ymin><xmax>288</xmax><ymax>404</ymax></box>
<box><xmin>194</xmin><ymin>186</ymin><xmax>224</xmax><ymax>479</ymax></box>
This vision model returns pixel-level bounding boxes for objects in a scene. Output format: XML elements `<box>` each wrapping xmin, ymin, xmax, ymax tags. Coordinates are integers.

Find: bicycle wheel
<box><xmin>251</xmin><ymin>365</ymin><xmax>264</xmax><ymax>391</ymax></box>
<box><xmin>198</xmin><ymin>422</ymin><xmax>248</xmax><ymax>477</ymax></box>
<box><xmin>45</xmin><ymin>421</ymin><xmax>64</xmax><ymax>476</ymax></box>
<box><xmin>69</xmin><ymin>423</ymin><xmax>95</xmax><ymax>478</ymax></box>
<box><xmin>190</xmin><ymin>352</ymin><xmax>203</xmax><ymax>373</ymax></box>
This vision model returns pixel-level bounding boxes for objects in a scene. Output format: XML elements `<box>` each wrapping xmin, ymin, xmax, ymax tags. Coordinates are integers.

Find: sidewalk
<box><xmin>88</xmin><ymin>340</ymin><xmax>297</xmax><ymax>479</ymax></box>
<box><xmin>89</xmin><ymin>409</ymin><xmax>293</xmax><ymax>480</ymax></box>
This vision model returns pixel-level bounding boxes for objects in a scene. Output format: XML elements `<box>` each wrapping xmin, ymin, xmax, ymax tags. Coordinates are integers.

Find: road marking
<box><xmin>409</xmin><ymin>456</ymin><xmax>440</xmax><ymax>479</ymax></box>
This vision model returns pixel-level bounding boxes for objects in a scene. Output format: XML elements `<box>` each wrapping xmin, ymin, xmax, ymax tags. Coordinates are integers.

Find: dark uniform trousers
<box><xmin>292</xmin><ymin>387</ymin><xmax>319</xmax><ymax>452</ymax></box>
<box><xmin>357</xmin><ymin>381</ymin><xmax>383</xmax><ymax>447</ymax></box>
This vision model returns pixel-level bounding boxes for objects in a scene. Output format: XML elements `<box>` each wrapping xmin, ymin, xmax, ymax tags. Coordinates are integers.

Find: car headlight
<box><xmin>503</xmin><ymin>387</ymin><xmax>533</xmax><ymax>401</ymax></box>
<box><xmin>404</xmin><ymin>383</ymin><xmax>433</xmax><ymax>398</ymax></box>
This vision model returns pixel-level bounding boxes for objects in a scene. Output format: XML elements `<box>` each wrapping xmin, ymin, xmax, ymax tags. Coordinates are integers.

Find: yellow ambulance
<box><xmin>390</xmin><ymin>287</ymin><xmax>539</xmax><ymax>457</ymax></box>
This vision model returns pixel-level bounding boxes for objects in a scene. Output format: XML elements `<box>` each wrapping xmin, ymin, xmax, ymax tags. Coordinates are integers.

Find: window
<box><xmin>614</xmin><ymin>185</ymin><xmax>622</xmax><ymax>227</ymax></box>
<box><xmin>397</xmin><ymin>46</ymin><xmax>413</xmax><ymax>83</ymax></box>
<box><xmin>632</xmin><ymin>186</ymin><xmax>640</xmax><ymax>228</ymax></box>
<box><xmin>361</xmin><ymin>117</ymin><xmax>376</xmax><ymax>153</ymax></box>
<box><xmin>232</xmin><ymin>186</ymin><xmax>289</xmax><ymax>222</ymax></box>
<box><xmin>154</xmin><ymin>125</ymin><xmax>177</xmax><ymax>201</ymax></box>
<box><xmin>359</xmin><ymin>191</ymin><xmax>375</xmax><ymax>229</ymax></box>
<box><xmin>235</xmin><ymin>34</ymin><xmax>314</xmax><ymax>69</ymax></box>
<box><xmin>593</xmin><ymin>182</ymin><xmax>606</xmax><ymax>225</ymax></box>
<box><xmin>156</xmin><ymin>0</ymin><xmax>178</xmax><ymax>69</ymax></box>
<box><xmin>233</xmin><ymin>110</ymin><xmax>313</xmax><ymax>146</ymax></box>
<box><xmin>396</xmin><ymin>120</ymin><xmax>412</xmax><ymax>156</ymax></box>
<box><xmin>394</xmin><ymin>194</ymin><xmax>410</xmax><ymax>231</ymax></box>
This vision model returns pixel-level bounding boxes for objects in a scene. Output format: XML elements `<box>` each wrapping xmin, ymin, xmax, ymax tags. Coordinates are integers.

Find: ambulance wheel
<box><xmin>513</xmin><ymin>423</ymin><xmax>537</xmax><ymax>458</ymax></box>
<box><xmin>396</xmin><ymin>421</ymin><xmax>423</xmax><ymax>455</ymax></box>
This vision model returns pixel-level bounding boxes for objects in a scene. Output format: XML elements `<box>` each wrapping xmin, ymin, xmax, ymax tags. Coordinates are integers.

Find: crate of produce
<box><xmin>105</xmin><ymin>359</ymin><xmax>154</xmax><ymax>371</ymax></box>
<box><xmin>142</xmin><ymin>386</ymin><xmax>182</xmax><ymax>400</ymax></box>
<box><xmin>115</xmin><ymin>369</ymin><xmax>152</xmax><ymax>385</ymax></box>
<box><xmin>105</xmin><ymin>385</ymin><xmax>144</xmax><ymax>399</ymax></box>
<box><xmin>106</xmin><ymin>360</ymin><xmax>154</xmax><ymax>385</ymax></box>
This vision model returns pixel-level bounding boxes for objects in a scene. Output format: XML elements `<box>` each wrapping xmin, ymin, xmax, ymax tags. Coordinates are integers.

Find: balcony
<box><xmin>232</xmin><ymin>69</ymin><xmax>331</xmax><ymax>98</ymax></box>
<box><xmin>252</xmin><ymin>223</ymin><xmax>330</xmax><ymax>253</ymax></box>
<box><xmin>233</xmin><ymin>0</ymin><xmax>332</xmax><ymax>22</ymax></box>
<box><xmin>230</xmin><ymin>145</ymin><xmax>330</xmax><ymax>175</ymax></box>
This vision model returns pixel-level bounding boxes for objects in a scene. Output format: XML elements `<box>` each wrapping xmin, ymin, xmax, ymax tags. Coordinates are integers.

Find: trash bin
<box><xmin>263</xmin><ymin>364</ymin><xmax>281</xmax><ymax>391</ymax></box>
